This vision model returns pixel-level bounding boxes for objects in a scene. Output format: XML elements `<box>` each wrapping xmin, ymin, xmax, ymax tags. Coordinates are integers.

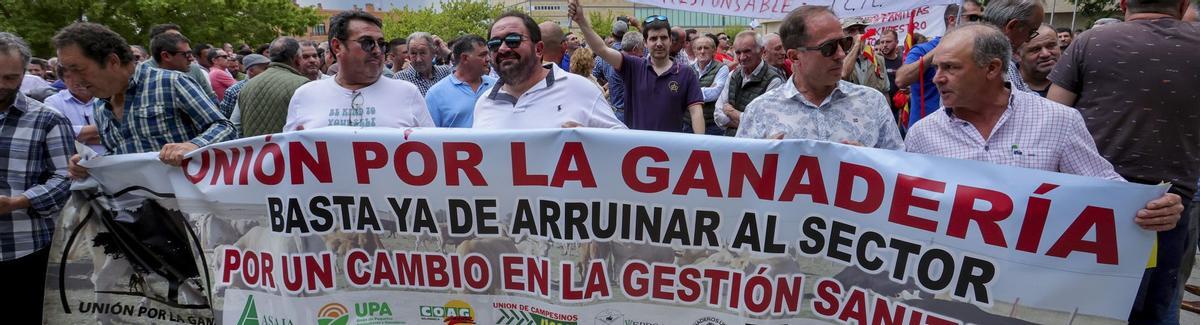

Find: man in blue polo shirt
<box><xmin>894</xmin><ymin>1</ymin><xmax>982</xmax><ymax>128</ymax></box>
<box><xmin>570</xmin><ymin>0</ymin><xmax>705</xmax><ymax>134</ymax></box>
<box><xmin>425</xmin><ymin>35</ymin><xmax>496</xmax><ymax>127</ymax></box>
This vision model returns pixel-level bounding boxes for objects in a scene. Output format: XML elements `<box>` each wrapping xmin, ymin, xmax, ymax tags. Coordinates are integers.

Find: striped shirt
<box><xmin>905</xmin><ymin>88</ymin><xmax>1122</xmax><ymax>180</ymax></box>
<box><xmin>394</xmin><ymin>64</ymin><xmax>452</xmax><ymax>96</ymax></box>
<box><xmin>0</xmin><ymin>94</ymin><xmax>76</xmax><ymax>260</ymax></box>
<box><xmin>94</xmin><ymin>64</ymin><xmax>236</xmax><ymax>155</ymax></box>
<box><xmin>219</xmin><ymin>79</ymin><xmax>248</xmax><ymax>119</ymax></box>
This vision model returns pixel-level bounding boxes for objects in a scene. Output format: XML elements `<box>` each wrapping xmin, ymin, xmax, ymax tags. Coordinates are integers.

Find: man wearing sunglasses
<box><xmin>142</xmin><ymin>24</ymin><xmax>217</xmax><ymax>102</ymax></box>
<box><xmin>207</xmin><ymin>49</ymin><xmax>237</xmax><ymax>102</ymax></box>
<box><xmin>895</xmin><ymin>1</ymin><xmax>983</xmax><ymax>129</ymax></box>
<box><xmin>472</xmin><ymin>12</ymin><xmax>623</xmax><ymax>129</ymax></box>
<box><xmin>981</xmin><ymin>0</ymin><xmax>1045</xmax><ymax>94</ymax></box>
<box><xmin>149</xmin><ymin>33</ymin><xmax>194</xmax><ymax>76</ymax></box>
<box><xmin>570</xmin><ymin>0</ymin><xmax>705</xmax><ymax>134</ymax></box>
<box><xmin>285</xmin><ymin>10</ymin><xmax>434</xmax><ymax>131</ymax></box>
<box><xmin>733</xmin><ymin>6</ymin><xmax>902</xmax><ymax>151</ymax></box>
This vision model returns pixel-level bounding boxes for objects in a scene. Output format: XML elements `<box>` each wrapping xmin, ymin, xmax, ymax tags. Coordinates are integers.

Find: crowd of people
<box><xmin>0</xmin><ymin>0</ymin><xmax>1197</xmax><ymax>322</ymax></box>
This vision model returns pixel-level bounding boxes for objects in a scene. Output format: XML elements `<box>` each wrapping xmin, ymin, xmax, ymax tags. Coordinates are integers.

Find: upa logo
<box><xmin>419</xmin><ymin>299</ymin><xmax>476</xmax><ymax>324</ymax></box>
<box><xmin>317</xmin><ymin>303</ymin><xmax>351</xmax><ymax>325</ymax></box>
<box><xmin>354</xmin><ymin>301</ymin><xmax>404</xmax><ymax>325</ymax></box>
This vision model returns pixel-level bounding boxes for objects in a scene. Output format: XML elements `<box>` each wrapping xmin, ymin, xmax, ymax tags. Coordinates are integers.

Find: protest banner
<box><xmin>624</xmin><ymin>0</ymin><xmax>959</xmax><ymax>20</ymax></box>
<box><xmin>44</xmin><ymin>127</ymin><xmax>1163</xmax><ymax>324</ymax></box>
<box><xmin>862</xmin><ymin>5</ymin><xmax>948</xmax><ymax>44</ymax></box>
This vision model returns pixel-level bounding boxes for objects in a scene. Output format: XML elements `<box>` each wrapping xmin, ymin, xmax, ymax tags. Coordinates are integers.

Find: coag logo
<box><xmin>317</xmin><ymin>303</ymin><xmax>351</xmax><ymax>325</ymax></box>
<box><xmin>419</xmin><ymin>299</ymin><xmax>476</xmax><ymax>324</ymax></box>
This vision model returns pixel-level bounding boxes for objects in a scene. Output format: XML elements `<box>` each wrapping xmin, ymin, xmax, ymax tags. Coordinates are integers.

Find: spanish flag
<box><xmin>896</xmin><ymin>9</ymin><xmax>920</xmax><ymax>129</ymax></box>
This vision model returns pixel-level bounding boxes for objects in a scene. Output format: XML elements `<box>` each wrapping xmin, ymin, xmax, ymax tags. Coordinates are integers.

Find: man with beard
<box><xmin>571</xmin><ymin>0</ymin><xmax>705</xmax><ymax>134</ymax></box>
<box><xmin>239</xmin><ymin>37</ymin><xmax>319</xmax><ymax>137</ymax></box>
<box><xmin>472</xmin><ymin>11</ymin><xmax>624</xmax><ymax>129</ymax></box>
<box><xmin>735</xmin><ymin>6</ymin><xmax>901</xmax><ymax>150</ymax></box>
<box><xmin>387</xmin><ymin>38</ymin><xmax>407</xmax><ymax>74</ymax></box>
<box><xmin>876</xmin><ymin>30</ymin><xmax>903</xmax><ymax>112</ymax></box>
<box><xmin>0</xmin><ymin>33</ymin><xmax>75</xmax><ymax>322</ymax></box>
<box><xmin>1017</xmin><ymin>25</ymin><xmax>1059</xmax><ymax>97</ymax></box>
<box><xmin>1055</xmin><ymin>27</ymin><xmax>1074</xmax><ymax>50</ymax></box>
<box><xmin>285</xmin><ymin>11</ymin><xmax>433</xmax><ymax>131</ymax></box>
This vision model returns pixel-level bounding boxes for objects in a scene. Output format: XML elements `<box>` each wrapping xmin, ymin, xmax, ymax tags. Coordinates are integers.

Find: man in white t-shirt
<box><xmin>473</xmin><ymin>12</ymin><xmax>624</xmax><ymax>129</ymax></box>
<box><xmin>284</xmin><ymin>10</ymin><xmax>433</xmax><ymax>131</ymax></box>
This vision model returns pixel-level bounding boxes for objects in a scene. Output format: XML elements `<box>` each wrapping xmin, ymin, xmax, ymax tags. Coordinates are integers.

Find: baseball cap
<box><xmin>241</xmin><ymin>54</ymin><xmax>269</xmax><ymax>73</ymax></box>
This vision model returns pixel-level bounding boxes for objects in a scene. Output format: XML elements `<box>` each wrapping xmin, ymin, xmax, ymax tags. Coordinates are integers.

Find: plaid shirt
<box><xmin>219</xmin><ymin>79</ymin><xmax>248</xmax><ymax>119</ymax></box>
<box><xmin>905</xmin><ymin>88</ymin><xmax>1122</xmax><ymax>180</ymax></box>
<box><xmin>0</xmin><ymin>94</ymin><xmax>75</xmax><ymax>260</ymax></box>
<box><xmin>94</xmin><ymin>64</ymin><xmax>236</xmax><ymax>155</ymax></box>
<box><xmin>393</xmin><ymin>64</ymin><xmax>452</xmax><ymax>96</ymax></box>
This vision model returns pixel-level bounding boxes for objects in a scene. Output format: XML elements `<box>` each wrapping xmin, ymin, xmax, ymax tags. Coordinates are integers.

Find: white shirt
<box><xmin>42</xmin><ymin>90</ymin><xmax>105</xmax><ymax>155</ymax></box>
<box><xmin>20</xmin><ymin>74</ymin><xmax>49</xmax><ymax>94</ymax></box>
<box><xmin>714</xmin><ymin>61</ymin><xmax>784</xmax><ymax>128</ymax></box>
<box><xmin>284</xmin><ymin>76</ymin><xmax>435</xmax><ymax>132</ymax></box>
<box><xmin>472</xmin><ymin>64</ymin><xmax>625</xmax><ymax>129</ymax></box>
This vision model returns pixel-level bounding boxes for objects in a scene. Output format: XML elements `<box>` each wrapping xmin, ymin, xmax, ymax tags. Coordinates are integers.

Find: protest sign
<box><xmin>624</xmin><ymin>0</ymin><xmax>959</xmax><ymax>20</ymax></box>
<box><xmin>45</xmin><ymin>127</ymin><xmax>1163</xmax><ymax>324</ymax></box>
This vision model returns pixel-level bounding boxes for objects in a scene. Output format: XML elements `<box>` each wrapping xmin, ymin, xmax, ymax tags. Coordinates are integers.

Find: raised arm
<box><xmin>569</xmin><ymin>0</ymin><xmax>623</xmax><ymax>71</ymax></box>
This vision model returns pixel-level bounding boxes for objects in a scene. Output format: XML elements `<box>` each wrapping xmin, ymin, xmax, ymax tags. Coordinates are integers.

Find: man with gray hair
<box><xmin>762</xmin><ymin>33</ymin><xmax>791</xmax><ymax>77</ymax></box>
<box><xmin>905</xmin><ymin>28</ymin><xmax>1183</xmax><ymax>321</ymax></box>
<box><xmin>237</xmin><ymin>37</ymin><xmax>313</xmax><ymax>137</ymax></box>
<box><xmin>0</xmin><ymin>32</ymin><xmax>76</xmax><ymax>321</ymax></box>
<box><xmin>1047</xmin><ymin>0</ymin><xmax>1200</xmax><ymax>321</ymax></box>
<box><xmin>715</xmin><ymin>30</ymin><xmax>783</xmax><ymax>136</ymax></box>
<box><xmin>982</xmin><ymin>0</ymin><xmax>1045</xmax><ymax>92</ymax></box>
<box><xmin>394</xmin><ymin>31</ymin><xmax>451</xmax><ymax>96</ymax></box>
<box><xmin>592</xmin><ymin>32</ymin><xmax>644</xmax><ymax>121</ymax></box>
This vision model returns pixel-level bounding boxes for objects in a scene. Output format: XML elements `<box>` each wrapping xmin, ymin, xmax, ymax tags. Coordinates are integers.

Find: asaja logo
<box><xmin>317</xmin><ymin>303</ymin><xmax>351</xmax><ymax>325</ymax></box>
<box><xmin>419</xmin><ymin>299</ymin><xmax>476</xmax><ymax>324</ymax></box>
<box><xmin>237</xmin><ymin>295</ymin><xmax>294</xmax><ymax>325</ymax></box>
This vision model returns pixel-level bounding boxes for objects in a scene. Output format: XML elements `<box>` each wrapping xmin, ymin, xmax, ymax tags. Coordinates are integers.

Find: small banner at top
<box><xmin>625</xmin><ymin>0</ymin><xmax>960</xmax><ymax>20</ymax></box>
<box><xmin>45</xmin><ymin>127</ymin><xmax>1163</xmax><ymax>325</ymax></box>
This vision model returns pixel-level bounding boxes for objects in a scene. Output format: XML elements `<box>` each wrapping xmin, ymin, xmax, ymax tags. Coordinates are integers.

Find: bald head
<box><xmin>539</xmin><ymin>21</ymin><xmax>565</xmax><ymax>60</ymax></box>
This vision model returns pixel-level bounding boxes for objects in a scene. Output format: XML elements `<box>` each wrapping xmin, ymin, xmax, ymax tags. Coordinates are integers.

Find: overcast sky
<box><xmin>295</xmin><ymin>0</ymin><xmax>439</xmax><ymax>10</ymax></box>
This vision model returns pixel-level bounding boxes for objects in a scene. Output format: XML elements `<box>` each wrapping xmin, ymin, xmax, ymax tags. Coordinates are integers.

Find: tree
<box><xmin>381</xmin><ymin>0</ymin><xmax>509</xmax><ymax>41</ymax></box>
<box><xmin>0</xmin><ymin>0</ymin><xmax>321</xmax><ymax>58</ymax></box>
<box><xmin>1068</xmin><ymin>0</ymin><xmax>1121</xmax><ymax>27</ymax></box>
<box><xmin>587</xmin><ymin>11</ymin><xmax>616</xmax><ymax>38</ymax></box>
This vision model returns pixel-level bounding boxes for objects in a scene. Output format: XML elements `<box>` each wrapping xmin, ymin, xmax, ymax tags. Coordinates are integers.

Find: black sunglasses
<box><xmin>800</xmin><ymin>36</ymin><xmax>853</xmax><ymax>57</ymax></box>
<box><xmin>487</xmin><ymin>33</ymin><xmax>527</xmax><ymax>51</ymax></box>
<box><xmin>354</xmin><ymin>37</ymin><xmax>389</xmax><ymax>53</ymax></box>
<box><xmin>644</xmin><ymin>15</ymin><xmax>668</xmax><ymax>24</ymax></box>
<box><xmin>965</xmin><ymin>14</ymin><xmax>983</xmax><ymax>22</ymax></box>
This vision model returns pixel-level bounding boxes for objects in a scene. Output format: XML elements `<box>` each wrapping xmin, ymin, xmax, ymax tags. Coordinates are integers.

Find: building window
<box><xmin>533</xmin><ymin>5</ymin><xmax>561</xmax><ymax>11</ymax></box>
<box><xmin>314</xmin><ymin>23</ymin><xmax>326</xmax><ymax>35</ymax></box>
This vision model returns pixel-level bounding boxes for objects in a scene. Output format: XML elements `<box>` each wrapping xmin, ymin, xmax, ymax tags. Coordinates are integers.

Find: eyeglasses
<box><xmin>487</xmin><ymin>33</ymin><xmax>527</xmax><ymax>51</ymax></box>
<box><xmin>354</xmin><ymin>37</ymin><xmax>389</xmax><ymax>54</ymax></box>
<box><xmin>644</xmin><ymin>15</ymin><xmax>668</xmax><ymax>24</ymax></box>
<box><xmin>167</xmin><ymin>50</ymin><xmax>193</xmax><ymax>58</ymax></box>
<box><xmin>800</xmin><ymin>36</ymin><xmax>853</xmax><ymax>57</ymax></box>
<box><xmin>965</xmin><ymin>14</ymin><xmax>983</xmax><ymax>22</ymax></box>
<box><xmin>1028</xmin><ymin>28</ymin><xmax>1040</xmax><ymax>40</ymax></box>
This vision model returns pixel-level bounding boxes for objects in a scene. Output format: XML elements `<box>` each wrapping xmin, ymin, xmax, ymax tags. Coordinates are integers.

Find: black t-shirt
<box><xmin>884</xmin><ymin>56</ymin><xmax>903</xmax><ymax>108</ymax></box>
<box><xmin>1049</xmin><ymin>19</ymin><xmax>1200</xmax><ymax>198</ymax></box>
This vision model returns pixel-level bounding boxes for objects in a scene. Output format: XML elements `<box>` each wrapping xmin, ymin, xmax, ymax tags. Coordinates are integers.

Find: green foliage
<box><xmin>722</xmin><ymin>26</ymin><xmax>748</xmax><ymax>38</ymax></box>
<box><xmin>587</xmin><ymin>11</ymin><xmax>615</xmax><ymax>36</ymax></box>
<box><xmin>381</xmin><ymin>0</ymin><xmax>509</xmax><ymax>41</ymax></box>
<box><xmin>0</xmin><ymin>0</ymin><xmax>321</xmax><ymax>57</ymax></box>
<box><xmin>1068</xmin><ymin>0</ymin><xmax>1121</xmax><ymax>27</ymax></box>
